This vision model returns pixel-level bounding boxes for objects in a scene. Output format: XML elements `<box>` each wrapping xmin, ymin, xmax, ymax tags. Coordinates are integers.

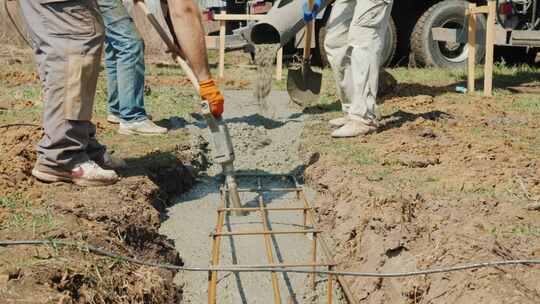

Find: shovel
<box><xmin>286</xmin><ymin>0</ymin><xmax>323</xmax><ymax>107</ymax></box>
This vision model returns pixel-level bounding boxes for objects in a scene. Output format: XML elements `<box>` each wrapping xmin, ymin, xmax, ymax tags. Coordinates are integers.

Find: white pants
<box><xmin>324</xmin><ymin>0</ymin><xmax>393</xmax><ymax>124</ymax></box>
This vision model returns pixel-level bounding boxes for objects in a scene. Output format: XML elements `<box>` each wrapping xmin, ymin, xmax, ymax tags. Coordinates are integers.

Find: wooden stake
<box><xmin>218</xmin><ymin>11</ymin><xmax>226</xmax><ymax>78</ymax></box>
<box><xmin>484</xmin><ymin>1</ymin><xmax>496</xmax><ymax>96</ymax></box>
<box><xmin>467</xmin><ymin>3</ymin><xmax>477</xmax><ymax>93</ymax></box>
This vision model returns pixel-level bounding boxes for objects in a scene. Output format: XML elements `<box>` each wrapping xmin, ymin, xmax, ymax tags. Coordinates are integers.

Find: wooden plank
<box><xmin>432</xmin><ymin>26</ymin><xmax>512</xmax><ymax>46</ymax></box>
<box><xmin>218</xmin><ymin>11</ymin><xmax>226</xmax><ymax>78</ymax></box>
<box><xmin>467</xmin><ymin>6</ymin><xmax>490</xmax><ymax>14</ymax></box>
<box><xmin>212</xmin><ymin>13</ymin><xmax>264</xmax><ymax>21</ymax></box>
<box><xmin>484</xmin><ymin>1</ymin><xmax>496</xmax><ymax>96</ymax></box>
<box><xmin>467</xmin><ymin>3</ymin><xmax>477</xmax><ymax>93</ymax></box>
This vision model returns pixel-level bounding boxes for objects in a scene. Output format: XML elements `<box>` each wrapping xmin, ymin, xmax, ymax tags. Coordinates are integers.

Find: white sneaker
<box><xmin>331</xmin><ymin>120</ymin><xmax>377</xmax><ymax>138</ymax></box>
<box><xmin>107</xmin><ymin>114</ymin><xmax>153</xmax><ymax>124</ymax></box>
<box><xmin>118</xmin><ymin>119</ymin><xmax>167</xmax><ymax>136</ymax></box>
<box><xmin>329</xmin><ymin>116</ymin><xmax>349</xmax><ymax>128</ymax></box>
<box><xmin>107</xmin><ymin>114</ymin><xmax>121</xmax><ymax>124</ymax></box>
<box><xmin>32</xmin><ymin>160</ymin><xmax>118</xmax><ymax>187</ymax></box>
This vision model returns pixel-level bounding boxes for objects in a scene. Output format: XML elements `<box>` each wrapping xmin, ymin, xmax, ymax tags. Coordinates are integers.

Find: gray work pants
<box><xmin>324</xmin><ymin>0</ymin><xmax>393</xmax><ymax>124</ymax></box>
<box><xmin>19</xmin><ymin>0</ymin><xmax>106</xmax><ymax>170</ymax></box>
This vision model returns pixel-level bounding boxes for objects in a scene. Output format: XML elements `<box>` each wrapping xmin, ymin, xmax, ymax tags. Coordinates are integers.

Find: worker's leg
<box><xmin>98</xmin><ymin>0</ymin><xmax>147</xmax><ymax>122</ymax></box>
<box><xmin>103</xmin><ymin>37</ymin><xmax>121</xmax><ymax>119</ymax></box>
<box><xmin>20</xmin><ymin>0</ymin><xmax>118</xmax><ymax>184</ymax></box>
<box><xmin>347</xmin><ymin>0</ymin><xmax>393</xmax><ymax>125</ymax></box>
<box><xmin>323</xmin><ymin>0</ymin><xmax>356</xmax><ymax>115</ymax></box>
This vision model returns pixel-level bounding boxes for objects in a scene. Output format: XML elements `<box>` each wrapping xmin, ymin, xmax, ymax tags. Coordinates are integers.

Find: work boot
<box><xmin>95</xmin><ymin>152</ymin><xmax>127</xmax><ymax>170</ymax></box>
<box><xmin>328</xmin><ymin>116</ymin><xmax>349</xmax><ymax>128</ymax></box>
<box><xmin>107</xmin><ymin>114</ymin><xmax>152</xmax><ymax>124</ymax></box>
<box><xmin>331</xmin><ymin>119</ymin><xmax>377</xmax><ymax>138</ymax></box>
<box><xmin>32</xmin><ymin>161</ymin><xmax>118</xmax><ymax>186</ymax></box>
<box><xmin>118</xmin><ymin>119</ymin><xmax>167</xmax><ymax>135</ymax></box>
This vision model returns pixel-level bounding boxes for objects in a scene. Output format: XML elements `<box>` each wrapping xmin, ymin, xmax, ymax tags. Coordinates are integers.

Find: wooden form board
<box><xmin>215</xmin><ymin>12</ymin><xmax>283</xmax><ymax>80</ymax></box>
<box><xmin>467</xmin><ymin>1</ymin><xmax>496</xmax><ymax>96</ymax></box>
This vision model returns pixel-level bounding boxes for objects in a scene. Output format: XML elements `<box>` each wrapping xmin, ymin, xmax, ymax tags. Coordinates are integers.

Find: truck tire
<box><xmin>318</xmin><ymin>16</ymin><xmax>397</xmax><ymax>67</ymax></box>
<box><xmin>411</xmin><ymin>0</ymin><xmax>486</xmax><ymax>68</ymax></box>
<box><xmin>382</xmin><ymin>17</ymin><xmax>397</xmax><ymax>67</ymax></box>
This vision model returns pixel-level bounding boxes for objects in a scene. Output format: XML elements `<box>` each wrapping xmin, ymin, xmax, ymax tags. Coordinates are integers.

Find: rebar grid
<box><xmin>208</xmin><ymin>175</ymin><xmax>336</xmax><ymax>304</ymax></box>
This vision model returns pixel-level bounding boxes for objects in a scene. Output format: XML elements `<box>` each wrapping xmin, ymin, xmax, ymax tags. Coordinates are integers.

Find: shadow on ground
<box><xmin>379</xmin><ymin>110</ymin><xmax>453</xmax><ymax>132</ymax></box>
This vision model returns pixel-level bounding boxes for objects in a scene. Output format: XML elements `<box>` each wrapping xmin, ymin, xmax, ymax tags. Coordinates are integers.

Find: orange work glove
<box><xmin>199</xmin><ymin>79</ymin><xmax>224</xmax><ymax>118</ymax></box>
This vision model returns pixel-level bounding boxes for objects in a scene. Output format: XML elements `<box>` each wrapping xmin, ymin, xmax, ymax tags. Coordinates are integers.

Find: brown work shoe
<box><xmin>32</xmin><ymin>161</ymin><xmax>118</xmax><ymax>187</ymax></box>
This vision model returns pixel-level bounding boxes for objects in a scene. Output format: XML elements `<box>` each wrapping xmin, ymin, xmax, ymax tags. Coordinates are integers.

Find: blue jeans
<box><xmin>98</xmin><ymin>0</ymin><xmax>147</xmax><ymax>122</ymax></box>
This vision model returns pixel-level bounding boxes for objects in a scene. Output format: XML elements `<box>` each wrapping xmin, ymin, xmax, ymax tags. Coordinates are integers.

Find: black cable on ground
<box><xmin>0</xmin><ymin>123</ymin><xmax>39</xmax><ymax>129</ymax></box>
<box><xmin>1</xmin><ymin>240</ymin><xmax>540</xmax><ymax>278</ymax></box>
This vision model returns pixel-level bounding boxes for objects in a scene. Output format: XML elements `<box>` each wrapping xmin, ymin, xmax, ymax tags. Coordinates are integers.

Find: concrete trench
<box><xmin>159</xmin><ymin>91</ymin><xmax>346</xmax><ymax>303</ymax></box>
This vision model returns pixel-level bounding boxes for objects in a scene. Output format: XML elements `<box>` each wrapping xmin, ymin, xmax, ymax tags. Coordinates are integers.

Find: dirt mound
<box><xmin>1</xmin><ymin>125</ymin><xmax>195</xmax><ymax>303</ymax></box>
<box><xmin>306</xmin><ymin>155</ymin><xmax>540</xmax><ymax>303</ymax></box>
<box><xmin>0</xmin><ymin>125</ymin><xmax>42</xmax><ymax>196</ymax></box>
<box><xmin>302</xmin><ymin>92</ymin><xmax>540</xmax><ymax>303</ymax></box>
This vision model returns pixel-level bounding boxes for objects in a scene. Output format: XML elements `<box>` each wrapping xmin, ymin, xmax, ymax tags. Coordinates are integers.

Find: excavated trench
<box><xmin>160</xmin><ymin>91</ymin><xmax>347</xmax><ymax>303</ymax></box>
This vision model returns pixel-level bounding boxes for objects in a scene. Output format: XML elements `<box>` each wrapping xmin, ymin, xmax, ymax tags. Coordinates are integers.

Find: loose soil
<box><xmin>0</xmin><ymin>64</ymin><xmax>196</xmax><ymax>304</ymax></box>
<box><xmin>3</xmin><ymin>44</ymin><xmax>540</xmax><ymax>303</ymax></box>
<box><xmin>301</xmin><ymin>87</ymin><xmax>540</xmax><ymax>303</ymax></box>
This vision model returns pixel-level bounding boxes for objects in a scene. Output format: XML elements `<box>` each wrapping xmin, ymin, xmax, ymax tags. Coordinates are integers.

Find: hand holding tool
<box><xmin>286</xmin><ymin>0</ymin><xmax>323</xmax><ymax>107</ymax></box>
<box><xmin>135</xmin><ymin>0</ymin><xmax>244</xmax><ymax>215</ymax></box>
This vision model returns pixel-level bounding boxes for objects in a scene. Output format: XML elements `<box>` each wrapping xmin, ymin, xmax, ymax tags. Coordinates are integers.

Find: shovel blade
<box><xmin>287</xmin><ymin>64</ymin><xmax>322</xmax><ymax>107</ymax></box>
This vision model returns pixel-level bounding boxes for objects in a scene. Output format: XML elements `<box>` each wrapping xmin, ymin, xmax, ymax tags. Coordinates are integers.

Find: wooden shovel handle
<box><xmin>303</xmin><ymin>0</ymin><xmax>314</xmax><ymax>59</ymax></box>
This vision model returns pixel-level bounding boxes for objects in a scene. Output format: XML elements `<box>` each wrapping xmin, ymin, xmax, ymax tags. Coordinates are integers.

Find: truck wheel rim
<box><xmin>435</xmin><ymin>19</ymin><xmax>468</xmax><ymax>63</ymax></box>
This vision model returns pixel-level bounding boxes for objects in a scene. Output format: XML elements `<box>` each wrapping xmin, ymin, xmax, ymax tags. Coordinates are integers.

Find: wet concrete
<box><xmin>159</xmin><ymin>91</ymin><xmax>342</xmax><ymax>303</ymax></box>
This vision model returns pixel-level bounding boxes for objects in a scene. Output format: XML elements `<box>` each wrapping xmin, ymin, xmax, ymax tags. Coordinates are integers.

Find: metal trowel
<box><xmin>286</xmin><ymin>0</ymin><xmax>322</xmax><ymax>107</ymax></box>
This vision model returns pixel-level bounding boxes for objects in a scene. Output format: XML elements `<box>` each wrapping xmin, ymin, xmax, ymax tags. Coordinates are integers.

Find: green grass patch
<box><xmin>328</xmin><ymin>141</ymin><xmax>378</xmax><ymax>166</ymax></box>
<box><xmin>0</xmin><ymin>193</ymin><xmax>59</xmax><ymax>232</ymax></box>
<box><xmin>509</xmin><ymin>96</ymin><xmax>540</xmax><ymax>113</ymax></box>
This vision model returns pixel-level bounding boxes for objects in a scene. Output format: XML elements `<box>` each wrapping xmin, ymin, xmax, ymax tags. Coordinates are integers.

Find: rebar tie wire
<box><xmin>1</xmin><ymin>239</ymin><xmax>540</xmax><ymax>278</ymax></box>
